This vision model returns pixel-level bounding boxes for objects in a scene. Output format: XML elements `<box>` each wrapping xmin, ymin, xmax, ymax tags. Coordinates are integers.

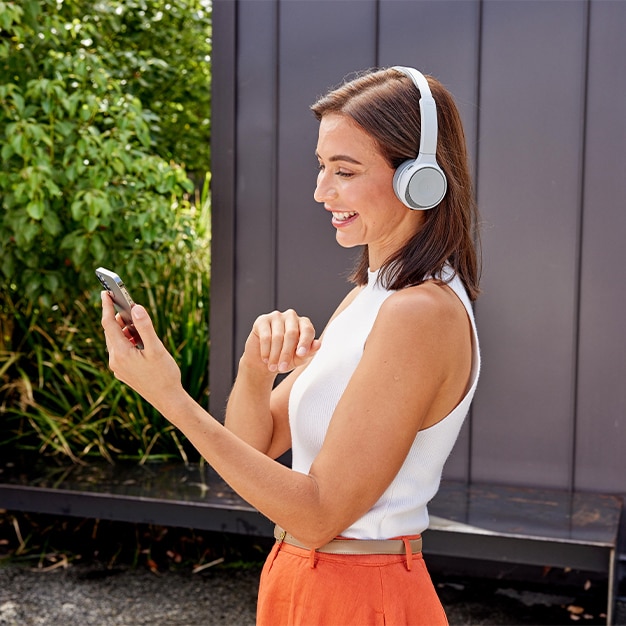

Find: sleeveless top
<box><xmin>288</xmin><ymin>267</ymin><xmax>481</xmax><ymax>539</ymax></box>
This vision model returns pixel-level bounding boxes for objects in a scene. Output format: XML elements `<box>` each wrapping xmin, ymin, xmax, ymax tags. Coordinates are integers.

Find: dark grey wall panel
<box><xmin>209</xmin><ymin>0</ymin><xmax>237</xmax><ymax>417</ymax></box>
<box><xmin>211</xmin><ymin>0</ymin><xmax>626</xmax><ymax>495</ymax></box>
<box><xmin>471</xmin><ymin>0</ymin><xmax>588</xmax><ymax>488</ymax></box>
<box><xmin>233</xmin><ymin>0</ymin><xmax>279</xmax><ymax>361</ymax></box>
<box><xmin>576</xmin><ymin>0</ymin><xmax>626</xmax><ymax>492</ymax></box>
<box><xmin>378</xmin><ymin>0</ymin><xmax>481</xmax><ymax>165</ymax></box>
<box><xmin>378</xmin><ymin>0</ymin><xmax>481</xmax><ymax>481</ymax></box>
<box><xmin>275</xmin><ymin>1</ymin><xmax>376</xmax><ymax>333</ymax></box>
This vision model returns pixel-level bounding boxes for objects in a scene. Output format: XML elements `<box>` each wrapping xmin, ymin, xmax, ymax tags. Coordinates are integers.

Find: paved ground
<box><xmin>0</xmin><ymin>563</ymin><xmax>259</xmax><ymax>626</ymax></box>
<box><xmin>0</xmin><ymin>512</ymin><xmax>623</xmax><ymax>625</ymax></box>
<box><xmin>1</xmin><ymin>559</ymin><xmax>623</xmax><ymax>626</ymax></box>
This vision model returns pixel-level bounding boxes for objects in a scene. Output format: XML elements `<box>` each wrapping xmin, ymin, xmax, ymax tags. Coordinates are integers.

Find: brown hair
<box><xmin>311</xmin><ymin>68</ymin><xmax>481</xmax><ymax>300</ymax></box>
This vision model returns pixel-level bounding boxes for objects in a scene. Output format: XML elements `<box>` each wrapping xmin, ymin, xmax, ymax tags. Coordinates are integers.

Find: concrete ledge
<box><xmin>1</xmin><ymin>460</ymin><xmax>622</xmax><ymax>623</ymax></box>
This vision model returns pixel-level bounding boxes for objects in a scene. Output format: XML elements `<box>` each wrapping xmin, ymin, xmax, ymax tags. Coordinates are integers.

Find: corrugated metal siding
<box><xmin>210</xmin><ymin>0</ymin><xmax>626</xmax><ymax>494</ymax></box>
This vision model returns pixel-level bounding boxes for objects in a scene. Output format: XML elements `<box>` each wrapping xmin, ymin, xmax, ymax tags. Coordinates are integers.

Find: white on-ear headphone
<box><xmin>392</xmin><ymin>66</ymin><xmax>448</xmax><ymax>210</ymax></box>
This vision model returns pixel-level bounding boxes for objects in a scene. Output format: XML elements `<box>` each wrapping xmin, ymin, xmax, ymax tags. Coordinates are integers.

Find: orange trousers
<box><xmin>257</xmin><ymin>539</ymin><xmax>448</xmax><ymax>626</ymax></box>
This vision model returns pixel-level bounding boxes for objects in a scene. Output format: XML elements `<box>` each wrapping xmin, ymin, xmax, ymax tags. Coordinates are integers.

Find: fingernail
<box><xmin>296</xmin><ymin>346</ymin><xmax>307</xmax><ymax>357</ymax></box>
<box><xmin>132</xmin><ymin>305</ymin><xmax>146</xmax><ymax>319</ymax></box>
<box><xmin>268</xmin><ymin>363</ymin><xmax>278</xmax><ymax>372</ymax></box>
<box><xmin>278</xmin><ymin>361</ymin><xmax>289</xmax><ymax>372</ymax></box>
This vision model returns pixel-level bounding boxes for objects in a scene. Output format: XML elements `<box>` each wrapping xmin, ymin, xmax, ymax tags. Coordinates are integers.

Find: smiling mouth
<box><xmin>332</xmin><ymin>211</ymin><xmax>358</xmax><ymax>222</ymax></box>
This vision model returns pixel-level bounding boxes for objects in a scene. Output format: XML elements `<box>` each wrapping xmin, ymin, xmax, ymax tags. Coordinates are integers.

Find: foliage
<box><xmin>0</xmin><ymin>0</ymin><xmax>211</xmax><ymax>306</ymax></box>
<box><xmin>0</xmin><ymin>0</ymin><xmax>212</xmax><ymax>463</ymax></box>
<box><xmin>0</xmin><ymin>190</ymin><xmax>210</xmax><ymax>464</ymax></box>
<box><xmin>90</xmin><ymin>0</ymin><xmax>213</xmax><ymax>172</ymax></box>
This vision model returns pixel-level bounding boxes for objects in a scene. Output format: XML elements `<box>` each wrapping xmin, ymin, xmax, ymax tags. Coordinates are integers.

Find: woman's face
<box><xmin>314</xmin><ymin>114</ymin><xmax>423</xmax><ymax>269</ymax></box>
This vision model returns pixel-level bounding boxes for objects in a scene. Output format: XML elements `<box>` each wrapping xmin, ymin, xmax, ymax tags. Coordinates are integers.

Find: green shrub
<box><xmin>90</xmin><ymin>0</ymin><xmax>213</xmax><ymax>173</ymax></box>
<box><xmin>0</xmin><ymin>0</ymin><xmax>211</xmax><ymax>306</ymax></box>
<box><xmin>0</xmin><ymin>187</ymin><xmax>210</xmax><ymax>464</ymax></box>
<box><xmin>0</xmin><ymin>0</ymin><xmax>212</xmax><ymax>463</ymax></box>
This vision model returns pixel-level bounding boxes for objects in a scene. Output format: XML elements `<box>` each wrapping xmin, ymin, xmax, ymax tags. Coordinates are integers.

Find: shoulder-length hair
<box><xmin>310</xmin><ymin>67</ymin><xmax>481</xmax><ymax>301</ymax></box>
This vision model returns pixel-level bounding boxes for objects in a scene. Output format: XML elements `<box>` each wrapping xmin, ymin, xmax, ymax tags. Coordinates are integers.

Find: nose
<box><xmin>314</xmin><ymin>169</ymin><xmax>337</xmax><ymax>203</ymax></box>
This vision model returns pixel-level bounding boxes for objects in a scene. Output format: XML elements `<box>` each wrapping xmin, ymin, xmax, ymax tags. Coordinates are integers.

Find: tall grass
<box><xmin>0</xmin><ymin>187</ymin><xmax>210</xmax><ymax>465</ymax></box>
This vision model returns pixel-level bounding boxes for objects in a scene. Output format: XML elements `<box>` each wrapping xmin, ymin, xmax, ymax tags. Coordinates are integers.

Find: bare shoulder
<box><xmin>358</xmin><ymin>279</ymin><xmax>472</xmax><ymax>431</ymax></box>
<box><xmin>370</xmin><ymin>280</ymin><xmax>473</xmax><ymax>377</ymax></box>
<box><xmin>369</xmin><ymin>280</ymin><xmax>473</xmax><ymax>426</ymax></box>
<box><xmin>378</xmin><ymin>280</ymin><xmax>469</xmax><ymax>333</ymax></box>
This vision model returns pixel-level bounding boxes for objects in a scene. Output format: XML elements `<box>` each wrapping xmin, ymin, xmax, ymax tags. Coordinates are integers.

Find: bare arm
<box><xmin>101</xmin><ymin>281</ymin><xmax>470</xmax><ymax>548</ymax></box>
<box><xmin>223</xmin><ymin>310</ymin><xmax>320</xmax><ymax>459</ymax></box>
<box><xmin>222</xmin><ymin>288</ymin><xmax>361</xmax><ymax>459</ymax></box>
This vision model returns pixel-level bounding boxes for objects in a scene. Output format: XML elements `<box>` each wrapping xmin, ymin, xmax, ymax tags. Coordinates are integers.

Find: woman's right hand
<box><xmin>243</xmin><ymin>309</ymin><xmax>321</xmax><ymax>374</ymax></box>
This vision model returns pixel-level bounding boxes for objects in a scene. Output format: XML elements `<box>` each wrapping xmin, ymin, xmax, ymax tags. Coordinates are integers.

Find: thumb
<box><xmin>310</xmin><ymin>338</ymin><xmax>322</xmax><ymax>354</ymax></box>
<box><xmin>295</xmin><ymin>338</ymin><xmax>322</xmax><ymax>364</ymax></box>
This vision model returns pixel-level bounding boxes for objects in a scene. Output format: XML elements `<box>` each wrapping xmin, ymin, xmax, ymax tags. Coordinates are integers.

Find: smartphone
<box><xmin>95</xmin><ymin>267</ymin><xmax>144</xmax><ymax>349</ymax></box>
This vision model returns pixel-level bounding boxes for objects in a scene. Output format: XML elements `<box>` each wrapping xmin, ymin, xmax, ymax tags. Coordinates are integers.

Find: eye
<box><xmin>336</xmin><ymin>169</ymin><xmax>353</xmax><ymax>178</ymax></box>
<box><xmin>316</xmin><ymin>161</ymin><xmax>354</xmax><ymax>178</ymax></box>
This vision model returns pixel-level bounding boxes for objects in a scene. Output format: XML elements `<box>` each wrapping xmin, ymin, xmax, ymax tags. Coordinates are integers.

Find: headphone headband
<box><xmin>393</xmin><ymin>66</ymin><xmax>438</xmax><ymax>157</ymax></box>
<box><xmin>391</xmin><ymin>66</ymin><xmax>447</xmax><ymax>210</ymax></box>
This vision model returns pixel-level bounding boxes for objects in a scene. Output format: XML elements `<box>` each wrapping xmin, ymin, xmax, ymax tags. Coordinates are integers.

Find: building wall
<box><xmin>210</xmin><ymin>0</ymin><xmax>626</xmax><ymax>494</ymax></box>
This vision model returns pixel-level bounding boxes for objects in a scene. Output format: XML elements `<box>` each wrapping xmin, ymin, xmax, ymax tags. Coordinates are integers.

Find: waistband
<box><xmin>274</xmin><ymin>525</ymin><xmax>422</xmax><ymax>556</ymax></box>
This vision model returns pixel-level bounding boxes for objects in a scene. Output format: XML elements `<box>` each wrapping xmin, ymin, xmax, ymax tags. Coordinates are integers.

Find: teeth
<box><xmin>332</xmin><ymin>211</ymin><xmax>357</xmax><ymax>221</ymax></box>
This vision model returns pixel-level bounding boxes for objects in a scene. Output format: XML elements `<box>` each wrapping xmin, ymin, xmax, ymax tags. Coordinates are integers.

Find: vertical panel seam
<box><xmin>571</xmin><ymin>0</ymin><xmax>592</xmax><ymax>494</ymax></box>
<box><xmin>232</xmin><ymin>0</ymin><xmax>240</xmax><ymax>382</ymax></box>
<box><xmin>374</xmin><ymin>0</ymin><xmax>380</xmax><ymax>67</ymax></box>
<box><xmin>272</xmin><ymin>0</ymin><xmax>280</xmax><ymax>309</ymax></box>
<box><xmin>468</xmin><ymin>0</ymin><xmax>484</xmax><ymax>485</ymax></box>
<box><xmin>209</xmin><ymin>0</ymin><xmax>238</xmax><ymax>415</ymax></box>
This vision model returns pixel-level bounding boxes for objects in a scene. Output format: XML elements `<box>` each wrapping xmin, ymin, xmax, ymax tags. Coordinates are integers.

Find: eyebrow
<box><xmin>315</xmin><ymin>151</ymin><xmax>363</xmax><ymax>166</ymax></box>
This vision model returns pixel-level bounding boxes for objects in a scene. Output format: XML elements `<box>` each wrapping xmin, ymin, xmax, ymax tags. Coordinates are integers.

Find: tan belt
<box><xmin>274</xmin><ymin>525</ymin><xmax>422</xmax><ymax>556</ymax></box>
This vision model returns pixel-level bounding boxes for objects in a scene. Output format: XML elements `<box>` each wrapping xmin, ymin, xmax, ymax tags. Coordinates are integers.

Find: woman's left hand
<box><xmin>244</xmin><ymin>309</ymin><xmax>321</xmax><ymax>375</ymax></box>
<box><xmin>101</xmin><ymin>292</ymin><xmax>184</xmax><ymax>415</ymax></box>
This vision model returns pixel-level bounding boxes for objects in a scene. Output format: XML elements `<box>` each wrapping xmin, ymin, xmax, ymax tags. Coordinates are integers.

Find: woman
<box><xmin>101</xmin><ymin>66</ymin><xmax>481</xmax><ymax>625</ymax></box>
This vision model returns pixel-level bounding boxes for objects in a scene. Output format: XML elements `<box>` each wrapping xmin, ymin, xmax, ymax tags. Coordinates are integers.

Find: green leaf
<box><xmin>42</xmin><ymin>272</ymin><xmax>60</xmax><ymax>293</ymax></box>
<box><xmin>1</xmin><ymin>142</ymin><xmax>14</xmax><ymax>162</ymax></box>
<box><xmin>85</xmin><ymin>215</ymin><xmax>100</xmax><ymax>233</ymax></box>
<box><xmin>43</xmin><ymin>178</ymin><xmax>62</xmax><ymax>197</ymax></box>
<box><xmin>1</xmin><ymin>251</ymin><xmax>15</xmax><ymax>280</ymax></box>
<box><xmin>70</xmin><ymin>236</ymin><xmax>88</xmax><ymax>265</ymax></box>
<box><xmin>90</xmin><ymin>233</ymin><xmax>106</xmax><ymax>259</ymax></box>
<box><xmin>16</xmin><ymin>220</ymin><xmax>39</xmax><ymax>246</ymax></box>
<box><xmin>70</xmin><ymin>198</ymin><xmax>84</xmax><ymax>221</ymax></box>
<box><xmin>42</xmin><ymin>210</ymin><xmax>62</xmax><ymax>237</ymax></box>
<box><xmin>56</xmin><ymin>121</ymin><xmax>75</xmax><ymax>138</ymax></box>
<box><xmin>9</xmin><ymin>132</ymin><xmax>24</xmax><ymax>157</ymax></box>
<box><xmin>26</xmin><ymin>200</ymin><xmax>45</xmax><ymax>220</ymax></box>
<box><xmin>24</xmin><ymin>276</ymin><xmax>42</xmax><ymax>301</ymax></box>
<box><xmin>66</xmin><ymin>164</ymin><xmax>77</xmax><ymax>182</ymax></box>
<box><xmin>11</xmin><ymin>93</ymin><xmax>25</xmax><ymax>115</ymax></box>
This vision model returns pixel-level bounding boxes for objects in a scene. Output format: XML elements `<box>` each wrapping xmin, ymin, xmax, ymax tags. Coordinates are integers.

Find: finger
<box><xmin>102</xmin><ymin>292</ymin><xmax>142</xmax><ymax>351</ymax></box>
<box><xmin>115</xmin><ymin>312</ymin><xmax>127</xmax><ymax>330</ymax></box>
<box><xmin>101</xmin><ymin>291</ymin><xmax>121</xmax><ymax>335</ymax></box>
<box><xmin>102</xmin><ymin>292</ymin><xmax>128</xmax><ymax>331</ymax></box>
<box><xmin>266</xmin><ymin>313</ymin><xmax>289</xmax><ymax>371</ymax></box>
<box><xmin>253</xmin><ymin>314</ymin><xmax>274</xmax><ymax>364</ymax></box>
<box><xmin>128</xmin><ymin>304</ymin><xmax>157</xmax><ymax>351</ymax></box>
<box><xmin>295</xmin><ymin>316</ymin><xmax>317</xmax><ymax>357</ymax></box>
<box><xmin>102</xmin><ymin>292</ymin><xmax>130</xmax><ymax>363</ymax></box>
<box><xmin>275</xmin><ymin>310</ymin><xmax>302</xmax><ymax>372</ymax></box>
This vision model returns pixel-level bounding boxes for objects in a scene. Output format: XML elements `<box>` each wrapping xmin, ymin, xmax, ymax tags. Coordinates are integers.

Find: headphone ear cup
<box><xmin>393</xmin><ymin>159</ymin><xmax>447</xmax><ymax>210</ymax></box>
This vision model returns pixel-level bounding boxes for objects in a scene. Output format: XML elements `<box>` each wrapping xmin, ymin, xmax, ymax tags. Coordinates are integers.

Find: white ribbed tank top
<box><xmin>288</xmin><ymin>268</ymin><xmax>480</xmax><ymax>539</ymax></box>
